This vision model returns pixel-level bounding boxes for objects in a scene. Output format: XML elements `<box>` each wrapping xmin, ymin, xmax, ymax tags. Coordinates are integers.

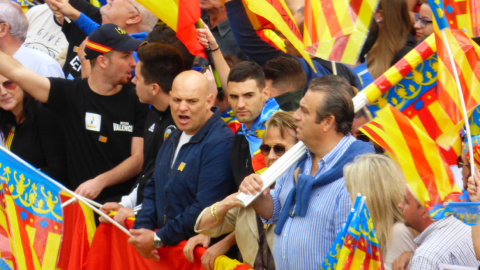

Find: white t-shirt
<box><xmin>172</xmin><ymin>132</ymin><xmax>193</xmax><ymax>168</ymax></box>
<box><xmin>14</xmin><ymin>45</ymin><xmax>65</xmax><ymax>78</ymax></box>
<box><xmin>25</xmin><ymin>4</ymin><xmax>68</xmax><ymax>60</ymax></box>
<box><xmin>384</xmin><ymin>222</ymin><xmax>417</xmax><ymax>270</ymax></box>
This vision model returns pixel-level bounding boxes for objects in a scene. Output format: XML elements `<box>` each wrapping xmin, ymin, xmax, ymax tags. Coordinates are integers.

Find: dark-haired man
<box><xmin>99</xmin><ymin>43</ymin><xmax>184</xmax><ymax>225</ymax></box>
<box><xmin>0</xmin><ymin>23</ymin><xmax>148</xmax><ymax>203</ymax></box>
<box><xmin>239</xmin><ymin>75</ymin><xmax>375</xmax><ymax>269</ymax></box>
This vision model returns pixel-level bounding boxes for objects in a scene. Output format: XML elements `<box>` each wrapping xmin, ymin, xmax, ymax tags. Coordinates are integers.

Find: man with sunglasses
<box><xmin>239</xmin><ymin>75</ymin><xmax>375</xmax><ymax>269</ymax></box>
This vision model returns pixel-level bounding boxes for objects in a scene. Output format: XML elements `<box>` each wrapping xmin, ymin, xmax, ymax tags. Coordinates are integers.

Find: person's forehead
<box><xmin>419</xmin><ymin>4</ymin><xmax>432</xmax><ymax>17</ymax></box>
<box><xmin>228</xmin><ymin>79</ymin><xmax>260</xmax><ymax>94</ymax></box>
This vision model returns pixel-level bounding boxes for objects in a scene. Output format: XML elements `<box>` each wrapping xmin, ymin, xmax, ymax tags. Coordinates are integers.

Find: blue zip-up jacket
<box><xmin>134</xmin><ymin>107</ymin><xmax>235</xmax><ymax>246</ymax></box>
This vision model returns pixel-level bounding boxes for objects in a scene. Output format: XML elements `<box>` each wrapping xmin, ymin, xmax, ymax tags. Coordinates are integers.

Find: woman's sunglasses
<box><xmin>260</xmin><ymin>144</ymin><xmax>286</xmax><ymax>156</ymax></box>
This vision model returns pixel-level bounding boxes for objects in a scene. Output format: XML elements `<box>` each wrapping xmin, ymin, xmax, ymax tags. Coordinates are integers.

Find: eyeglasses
<box><xmin>260</xmin><ymin>144</ymin><xmax>286</xmax><ymax>156</ymax></box>
<box><xmin>414</xmin><ymin>13</ymin><xmax>432</xmax><ymax>28</ymax></box>
<box><xmin>1</xmin><ymin>81</ymin><xmax>17</xmax><ymax>90</ymax></box>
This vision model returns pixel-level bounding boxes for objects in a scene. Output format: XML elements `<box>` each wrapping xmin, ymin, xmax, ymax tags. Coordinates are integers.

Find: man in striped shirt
<box><xmin>396</xmin><ymin>188</ymin><xmax>479</xmax><ymax>269</ymax></box>
<box><xmin>239</xmin><ymin>75</ymin><xmax>374</xmax><ymax>269</ymax></box>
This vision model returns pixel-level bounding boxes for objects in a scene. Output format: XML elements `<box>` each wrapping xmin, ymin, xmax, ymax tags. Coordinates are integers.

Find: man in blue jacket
<box><xmin>129</xmin><ymin>70</ymin><xmax>235</xmax><ymax>261</ymax></box>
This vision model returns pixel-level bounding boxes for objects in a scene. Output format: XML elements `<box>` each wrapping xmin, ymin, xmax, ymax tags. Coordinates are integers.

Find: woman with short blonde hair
<box><xmin>344</xmin><ymin>154</ymin><xmax>416</xmax><ymax>270</ymax></box>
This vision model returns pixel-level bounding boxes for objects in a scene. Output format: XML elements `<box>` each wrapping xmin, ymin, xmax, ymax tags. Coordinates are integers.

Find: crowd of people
<box><xmin>1</xmin><ymin>0</ymin><xmax>480</xmax><ymax>269</ymax></box>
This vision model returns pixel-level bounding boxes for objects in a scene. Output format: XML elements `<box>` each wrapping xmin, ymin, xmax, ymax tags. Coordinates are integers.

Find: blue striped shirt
<box><xmin>264</xmin><ymin>135</ymin><xmax>355</xmax><ymax>270</ymax></box>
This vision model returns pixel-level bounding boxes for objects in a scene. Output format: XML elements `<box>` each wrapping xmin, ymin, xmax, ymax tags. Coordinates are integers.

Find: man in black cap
<box><xmin>0</xmin><ymin>23</ymin><xmax>148</xmax><ymax>203</ymax></box>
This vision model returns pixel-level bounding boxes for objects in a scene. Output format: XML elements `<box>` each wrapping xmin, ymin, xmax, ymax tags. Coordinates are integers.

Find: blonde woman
<box><xmin>343</xmin><ymin>154</ymin><xmax>416</xmax><ymax>270</ymax></box>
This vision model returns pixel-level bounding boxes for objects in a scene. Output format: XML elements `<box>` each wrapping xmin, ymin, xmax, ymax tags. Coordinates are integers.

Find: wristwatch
<box><xmin>153</xmin><ymin>232</ymin><xmax>163</xmax><ymax>248</ymax></box>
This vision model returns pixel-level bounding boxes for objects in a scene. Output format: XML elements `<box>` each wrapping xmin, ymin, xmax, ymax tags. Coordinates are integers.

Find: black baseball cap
<box><xmin>84</xmin><ymin>23</ymin><xmax>147</xmax><ymax>60</ymax></box>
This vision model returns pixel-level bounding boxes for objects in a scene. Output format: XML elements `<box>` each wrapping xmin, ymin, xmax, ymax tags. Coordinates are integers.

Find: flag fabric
<box><xmin>214</xmin><ymin>255</ymin><xmax>253</xmax><ymax>270</ymax></box>
<box><xmin>360</xmin><ymin>105</ymin><xmax>460</xmax><ymax>207</ymax></box>
<box><xmin>303</xmin><ymin>0</ymin><xmax>379</xmax><ymax>65</ymax></box>
<box><xmin>435</xmin><ymin>202</ymin><xmax>480</xmax><ymax>225</ymax></box>
<box><xmin>88</xmin><ymin>0</ymin><xmax>107</xmax><ymax>8</ymax></box>
<box><xmin>365</xmin><ymin>34</ymin><xmax>461</xmax><ymax>164</ymax></box>
<box><xmin>335</xmin><ymin>196</ymin><xmax>384</xmax><ymax>270</ymax></box>
<box><xmin>56</xmin><ymin>193</ymin><xmax>96</xmax><ymax>270</ymax></box>
<box><xmin>0</xmin><ymin>146</ymin><xmax>64</xmax><ymax>270</ymax></box>
<box><xmin>465</xmin><ymin>106</ymin><xmax>480</xmax><ymax>169</ymax></box>
<box><xmin>11</xmin><ymin>0</ymin><xmax>38</xmax><ymax>12</ymax></box>
<box><xmin>136</xmin><ymin>0</ymin><xmax>207</xmax><ymax>58</ymax></box>
<box><xmin>240</xmin><ymin>0</ymin><xmax>316</xmax><ymax>69</ymax></box>
<box><xmin>85</xmin><ymin>215</ymin><xmax>206</xmax><ymax>270</ymax></box>
<box><xmin>362</xmin><ymin>35</ymin><xmax>437</xmax><ymax>106</ymax></box>
<box><xmin>428</xmin><ymin>0</ymin><xmax>480</xmax><ymax>150</ymax></box>
<box><xmin>322</xmin><ymin>194</ymin><xmax>363</xmax><ymax>269</ymax></box>
<box><xmin>221</xmin><ymin>108</ymin><xmax>242</xmax><ymax>134</ymax></box>
<box><xmin>440</xmin><ymin>0</ymin><xmax>480</xmax><ymax>37</ymax></box>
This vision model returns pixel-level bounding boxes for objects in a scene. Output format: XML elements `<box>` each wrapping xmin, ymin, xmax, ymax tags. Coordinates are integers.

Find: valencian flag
<box><xmin>329</xmin><ymin>196</ymin><xmax>384</xmax><ymax>269</ymax></box>
<box><xmin>464</xmin><ymin>106</ymin><xmax>480</xmax><ymax>170</ymax></box>
<box><xmin>239</xmin><ymin>0</ymin><xmax>316</xmax><ymax>69</ymax></box>
<box><xmin>0</xmin><ymin>146</ymin><xmax>64</xmax><ymax>270</ymax></box>
<box><xmin>11</xmin><ymin>0</ymin><xmax>38</xmax><ymax>12</ymax></box>
<box><xmin>365</xmin><ymin>35</ymin><xmax>461</xmax><ymax>164</ymax></box>
<box><xmin>303</xmin><ymin>0</ymin><xmax>379</xmax><ymax>65</ymax></box>
<box><xmin>429</xmin><ymin>1</ymin><xmax>480</xmax><ymax>149</ymax></box>
<box><xmin>322</xmin><ymin>194</ymin><xmax>363</xmax><ymax>269</ymax></box>
<box><xmin>135</xmin><ymin>0</ymin><xmax>206</xmax><ymax>58</ymax></box>
<box><xmin>441</xmin><ymin>0</ymin><xmax>480</xmax><ymax>37</ymax></box>
<box><xmin>360</xmin><ymin>105</ymin><xmax>461</xmax><ymax>207</ymax></box>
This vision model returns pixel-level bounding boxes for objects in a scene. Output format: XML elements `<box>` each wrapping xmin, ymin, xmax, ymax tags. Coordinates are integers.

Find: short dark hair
<box><xmin>263</xmin><ymin>56</ymin><xmax>307</xmax><ymax>93</ymax></box>
<box><xmin>227</xmin><ymin>61</ymin><xmax>265</xmax><ymax>89</ymax></box>
<box><xmin>146</xmin><ymin>24</ymin><xmax>195</xmax><ymax>70</ymax></box>
<box><xmin>136</xmin><ymin>43</ymin><xmax>184</xmax><ymax>94</ymax></box>
<box><xmin>308</xmin><ymin>75</ymin><xmax>354</xmax><ymax>135</ymax></box>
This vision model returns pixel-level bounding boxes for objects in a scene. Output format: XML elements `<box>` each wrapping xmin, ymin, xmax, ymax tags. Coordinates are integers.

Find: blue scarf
<box><xmin>274</xmin><ymin>140</ymin><xmax>375</xmax><ymax>235</ymax></box>
<box><xmin>238</xmin><ymin>98</ymin><xmax>280</xmax><ymax>158</ymax></box>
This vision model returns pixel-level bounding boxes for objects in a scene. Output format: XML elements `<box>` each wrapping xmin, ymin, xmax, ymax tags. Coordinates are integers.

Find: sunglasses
<box><xmin>260</xmin><ymin>144</ymin><xmax>286</xmax><ymax>156</ymax></box>
<box><xmin>1</xmin><ymin>81</ymin><xmax>17</xmax><ymax>90</ymax></box>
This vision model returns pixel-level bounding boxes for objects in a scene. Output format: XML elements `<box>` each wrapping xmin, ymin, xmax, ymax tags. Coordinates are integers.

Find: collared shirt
<box><xmin>408</xmin><ymin>215</ymin><xmax>480</xmax><ymax>270</ymax></box>
<box><xmin>264</xmin><ymin>135</ymin><xmax>355</xmax><ymax>270</ymax></box>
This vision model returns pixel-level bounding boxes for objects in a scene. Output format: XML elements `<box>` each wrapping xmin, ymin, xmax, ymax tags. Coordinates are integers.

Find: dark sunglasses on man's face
<box><xmin>260</xmin><ymin>144</ymin><xmax>286</xmax><ymax>156</ymax></box>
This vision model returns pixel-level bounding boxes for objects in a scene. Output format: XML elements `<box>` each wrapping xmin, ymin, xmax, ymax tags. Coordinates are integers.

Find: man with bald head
<box><xmin>129</xmin><ymin>71</ymin><xmax>235</xmax><ymax>260</ymax></box>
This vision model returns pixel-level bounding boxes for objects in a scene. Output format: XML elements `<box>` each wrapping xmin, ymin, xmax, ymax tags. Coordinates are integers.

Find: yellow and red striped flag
<box><xmin>441</xmin><ymin>0</ymin><xmax>480</xmax><ymax>37</ymax></box>
<box><xmin>434</xmin><ymin>28</ymin><xmax>480</xmax><ymax>137</ymax></box>
<box><xmin>360</xmin><ymin>104</ymin><xmax>460</xmax><ymax>207</ymax></box>
<box><xmin>303</xmin><ymin>0</ymin><xmax>378</xmax><ymax>65</ymax></box>
<box><xmin>240</xmin><ymin>0</ymin><xmax>316</xmax><ymax>69</ymax></box>
<box><xmin>0</xmin><ymin>147</ymin><xmax>64</xmax><ymax>270</ymax></box>
<box><xmin>136</xmin><ymin>0</ymin><xmax>206</xmax><ymax>58</ymax></box>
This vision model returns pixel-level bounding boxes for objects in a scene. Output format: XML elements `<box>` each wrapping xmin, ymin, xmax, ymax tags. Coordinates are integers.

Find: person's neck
<box><xmin>208</xmin><ymin>8</ymin><xmax>227</xmax><ymax>28</ymax></box>
<box><xmin>0</xmin><ymin>38</ymin><xmax>22</xmax><ymax>56</ymax></box>
<box><xmin>151</xmin><ymin>94</ymin><xmax>169</xmax><ymax>112</ymax></box>
<box><xmin>417</xmin><ymin>217</ymin><xmax>435</xmax><ymax>234</ymax></box>
<box><xmin>307</xmin><ymin>133</ymin><xmax>345</xmax><ymax>164</ymax></box>
<box><xmin>87</xmin><ymin>73</ymin><xmax>123</xmax><ymax>96</ymax></box>
<box><xmin>12</xmin><ymin>104</ymin><xmax>24</xmax><ymax>125</ymax></box>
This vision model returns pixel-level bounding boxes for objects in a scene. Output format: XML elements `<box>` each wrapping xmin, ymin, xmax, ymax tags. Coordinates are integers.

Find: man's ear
<box><xmin>96</xmin><ymin>54</ymin><xmax>109</xmax><ymax>69</ymax></box>
<box><xmin>0</xmin><ymin>23</ymin><xmax>9</xmax><ymax>38</ymax></box>
<box><xmin>322</xmin><ymin>115</ymin><xmax>336</xmax><ymax>132</ymax></box>
<box><xmin>151</xmin><ymin>83</ymin><xmax>162</xmax><ymax>96</ymax></box>
<box><xmin>262</xmin><ymin>86</ymin><xmax>270</xmax><ymax>101</ymax></box>
<box><xmin>126</xmin><ymin>14</ymin><xmax>142</xmax><ymax>26</ymax></box>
